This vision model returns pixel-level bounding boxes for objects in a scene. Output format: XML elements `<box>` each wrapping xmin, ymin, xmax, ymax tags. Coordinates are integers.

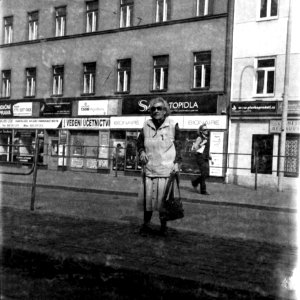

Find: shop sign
<box><xmin>277</xmin><ymin>101</ymin><xmax>300</xmax><ymax>115</ymax></box>
<box><xmin>231</xmin><ymin>101</ymin><xmax>277</xmax><ymax>114</ymax></box>
<box><xmin>183</xmin><ymin>116</ymin><xmax>227</xmax><ymax>130</ymax></box>
<box><xmin>13</xmin><ymin>102</ymin><xmax>32</xmax><ymax>117</ymax></box>
<box><xmin>0</xmin><ymin>118</ymin><xmax>61</xmax><ymax>129</ymax></box>
<box><xmin>270</xmin><ymin>120</ymin><xmax>300</xmax><ymax>133</ymax></box>
<box><xmin>122</xmin><ymin>94</ymin><xmax>218</xmax><ymax>115</ymax></box>
<box><xmin>0</xmin><ymin>129</ymin><xmax>12</xmax><ymax>134</ymax></box>
<box><xmin>0</xmin><ymin>101</ymin><xmax>32</xmax><ymax>117</ymax></box>
<box><xmin>78</xmin><ymin>100</ymin><xmax>108</xmax><ymax>116</ymax></box>
<box><xmin>110</xmin><ymin>116</ymin><xmax>146</xmax><ymax>129</ymax></box>
<box><xmin>62</xmin><ymin>118</ymin><xmax>110</xmax><ymax>129</ymax></box>
<box><xmin>0</xmin><ymin>103</ymin><xmax>12</xmax><ymax>117</ymax></box>
<box><xmin>40</xmin><ymin>100</ymin><xmax>71</xmax><ymax>117</ymax></box>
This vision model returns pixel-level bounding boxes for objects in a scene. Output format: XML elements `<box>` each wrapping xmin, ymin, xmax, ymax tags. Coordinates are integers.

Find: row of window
<box><xmin>1</xmin><ymin>52</ymin><xmax>212</xmax><ymax>98</ymax></box>
<box><xmin>3</xmin><ymin>0</ymin><xmax>215</xmax><ymax>44</ymax></box>
<box><xmin>3</xmin><ymin>0</ymin><xmax>279</xmax><ymax>45</ymax></box>
<box><xmin>1</xmin><ymin>56</ymin><xmax>275</xmax><ymax>99</ymax></box>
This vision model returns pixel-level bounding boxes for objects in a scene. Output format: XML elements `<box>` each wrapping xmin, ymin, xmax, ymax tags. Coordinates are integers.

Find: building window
<box><xmin>196</xmin><ymin>0</ymin><xmax>213</xmax><ymax>16</ymax></box>
<box><xmin>55</xmin><ymin>6</ymin><xmax>66</xmax><ymax>37</ymax></box>
<box><xmin>52</xmin><ymin>65</ymin><xmax>64</xmax><ymax>96</ymax></box>
<box><xmin>284</xmin><ymin>135</ymin><xmax>299</xmax><ymax>177</ymax></box>
<box><xmin>86</xmin><ymin>1</ymin><xmax>98</xmax><ymax>32</ymax></box>
<box><xmin>156</xmin><ymin>0</ymin><xmax>171</xmax><ymax>22</ymax></box>
<box><xmin>28</xmin><ymin>11</ymin><xmax>38</xmax><ymax>40</ymax></box>
<box><xmin>120</xmin><ymin>0</ymin><xmax>134</xmax><ymax>28</ymax></box>
<box><xmin>251</xmin><ymin>135</ymin><xmax>273</xmax><ymax>174</ymax></box>
<box><xmin>259</xmin><ymin>0</ymin><xmax>278</xmax><ymax>19</ymax></box>
<box><xmin>83</xmin><ymin>62</ymin><xmax>96</xmax><ymax>94</ymax></box>
<box><xmin>1</xmin><ymin>70</ymin><xmax>11</xmax><ymax>98</ymax></box>
<box><xmin>117</xmin><ymin>59</ymin><xmax>131</xmax><ymax>93</ymax></box>
<box><xmin>4</xmin><ymin>16</ymin><xmax>13</xmax><ymax>44</ymax></box>
<box><xmin>193</xmin><ymin>51</ymin><xmax>211</xmax><ymax>89</ymax></box>
<box><xmin>25</xmin><ymin>68</ymin><xmax>36</xmax><ymax>97</ymax></box>
<box><xmin>153</xmin><ymin>55</ymin><xmax>169</xmax><ymax>91</ymax></box>
<box><xmin>255</xmin><ymin>58</ymin><xmax>275</xmax><ymax>96</ymax></box>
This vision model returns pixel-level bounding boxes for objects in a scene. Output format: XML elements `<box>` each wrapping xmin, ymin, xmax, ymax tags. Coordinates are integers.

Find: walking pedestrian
<box><xmin>191</xmin><ymin>124</ymin><xmax>211</xmax><ymax>195</ymax></box>
<box><xmin>137</xmin><ymin>97</ymin><xmax>181</xmax><ymax>236</ymax></box>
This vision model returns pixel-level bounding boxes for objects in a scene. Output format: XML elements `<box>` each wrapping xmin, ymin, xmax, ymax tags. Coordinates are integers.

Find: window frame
<box><xmin>120</xmin><ymin>0</ymin><xmax>134</xmax><ymax>28</ymax></box>
<box><xmin>4</xmin><ymin>16</ymin><xmax>13</xmax><ymax>44</ymax></box>
<box><xmin>152</xmin><ymin>55</ymin><xmax>169</xmax><ymax>91</ymax></box>
<box><xmin>116</xmin><ymin>59</ymin><xmax>131</xmax><ymax>93</ymax></box>
<box><xmin>52</xmin><ymin>65</ymin><xmax>64</xmax><ymax>96</ymax></box>
<box><xmin>155</xmin><ymin>0</ymin><xmax>171</xmax><ymax>23</ymax></box>
<box><xmin>25</xmin><ymin>67</ymin><xmax>36</xmax><ymax>97</ymax></box>
<box><xmin>258</xmin><ymin>0</ymin><xmax>278</xmax><ymax>20</ymax></box>
<box><xmin>1</xmin><ymin>70</ymin><xmax>11</xmax><ymax>98</ymax></box>
<box><xmin>86</xmin><ymin>1</ymin><xmax>98</xmax><ymax>33</ymax></box>
<box><xmin>196</xmin><ymin>0</ymin><xmax>214</xmax><ymax>17</ymax></box>
<box><xmin>55</xmin><ymin>6</ymin><xmax>67</xmax><ymax>37</ymax></box>
<box><xmin>192</xmin><ymin>51</ymin><xmax>211</xmax><ymax>90</ymax></box>
<box><xmin>82</xmin><ymin>62</ymin><xmax>96</xmax><ymax>95</ymax></box>
<box><xmin>28</xmin><ymin>11</ymin><xmax>39</xmax><ymax>41</ymax></box>
<box><xmin>254</xmin><ymin>57</ymin><xmax>276</xmax><ymax>97</ymax></box>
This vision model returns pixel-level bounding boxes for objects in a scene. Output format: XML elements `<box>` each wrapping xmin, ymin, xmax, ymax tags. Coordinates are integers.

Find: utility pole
<box><xmin>278</xmin><ymin>0</ymin><xmax>292</xmax><ymax>191</ymax></box>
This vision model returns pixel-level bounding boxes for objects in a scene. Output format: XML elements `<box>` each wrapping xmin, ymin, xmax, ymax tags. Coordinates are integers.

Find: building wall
<box><xmin>0</xmin><ymin>19</ymin><xmax>227</xmax><ymax>99</ymax></box>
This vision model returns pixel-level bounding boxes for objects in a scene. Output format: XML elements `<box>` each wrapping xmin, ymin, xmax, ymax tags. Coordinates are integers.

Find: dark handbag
<box><xmin>160</xmin><ymin>171</ymin><xmax>184</xmax><ymax>221</ymax></box>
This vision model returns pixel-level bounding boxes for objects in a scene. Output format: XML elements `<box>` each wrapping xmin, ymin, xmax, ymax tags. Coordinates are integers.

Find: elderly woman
<box><xmin>137</xmin><ymin>97</ymin><xmax>181</xmax><ymax>236</ymax></box>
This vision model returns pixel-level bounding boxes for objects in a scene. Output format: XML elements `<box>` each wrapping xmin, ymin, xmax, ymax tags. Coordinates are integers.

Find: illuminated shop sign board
<box><xmin>40</xmin><ymin>100</ymin><xmax>71</xmax><ymax>117</ymax></box>
<box><xmin>78</xmin><ymin>100</ymin><xmax>109</xmax><ymax>116</ymax></box>
<box><xmin>0</xmin><ymin>118</ymin><xmax>61</xmax><ymax>129</ymax></box>
<box><xmin>62</xmin><ymin>118</ymin><xmax>110</xmax><ymax>129</ymax></box>
<box><xmin>0</xmin><ymin>101</ymin><xmax>33</xmax><ymax>117</ymax></box>
<box><xmin>122</xmin><ymin>94</ymin><xmax>218</xmax><ymax>114</ymax></box>
<box><xmin>270</xmin><ymin>120</ymin><xmax>300</xmax><ymax>134</ymax></box>
<box><xmin>231</xmin><ymin>101</ymin><xmax>278</xmax><ymax>114</ymax></box>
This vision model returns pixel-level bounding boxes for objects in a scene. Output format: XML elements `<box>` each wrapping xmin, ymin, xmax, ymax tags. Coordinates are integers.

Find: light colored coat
<box><xmin>143</xmin><ymin>117</ymin><xmax>176</xmax><ymax>177</ymax></box>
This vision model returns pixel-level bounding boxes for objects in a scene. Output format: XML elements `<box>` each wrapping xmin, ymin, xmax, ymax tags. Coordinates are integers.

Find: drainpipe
<box><xmin>278</xmin><ymin>0</ymin><xmax>292</xmax><ymax>192</ymax></box>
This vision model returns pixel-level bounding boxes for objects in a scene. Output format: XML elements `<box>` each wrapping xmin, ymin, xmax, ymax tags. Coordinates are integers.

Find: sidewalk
<box><xmin>1</xmin><ymin>167</ymin><xmax>298</xmax><ymax>299</ymax></box>
<box><xmin>0</xmin><ymin>166</ymin><xmax>298</xmax><ymax>211</ymax></box>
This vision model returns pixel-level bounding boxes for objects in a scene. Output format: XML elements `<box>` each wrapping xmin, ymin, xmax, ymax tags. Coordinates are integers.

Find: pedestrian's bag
<box><xmin>160</xmin><ymin>171</ymin><xmax>184</xmax><ymax>221</ymax></box>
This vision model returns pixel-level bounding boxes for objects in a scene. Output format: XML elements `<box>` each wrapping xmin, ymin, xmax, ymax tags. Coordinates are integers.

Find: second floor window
<box><xmin>255</xmin><ymin>58</ymin><xmax>275</xmax><ymax>96</ymax></box>
<box><xmin>52</xmin><ymin>66</ymin><xmax>64</xmax><ymax>96</ymax></box>
<box><xmin>83</xmin><ymin>62</ymin><xmax>96</xmax><ymax>94</ymax></box>
<box><xmin>117</xmin><ymin>59</ymin><xmax>131</xmax><ymax>92</ymax></box>
<box><xmin>156</xmin><ymin>0</ymin><xmax>171</xmax><ymax>22</ymax></box>
<box><xmin>1</xmin><ymin>70</ymin><xmax>11</xmax><ymax>98</ymax></box>
<box><xmin>153</xmin><ymin>55</ymin><xmax>168</xmax><ymax>91</ymax></box>
<box><xmin>196</xmin><ymin>0</ymin><xmax>213</xmax><ymax>16</ymax></box>
<box><xmin>4</xmin><ymin>16</ymin><xmax>13</xmax><ymax>44</ymax></box>
<box><xmin>86</xmin><ymin>1</ymin><xmax>98</xmax><ymax>32</ymax></box>
<box><xmin>26</xmin><ymin>68</ymin><xmax>36</xmax><ymax>97</ymax></box>
<box><xmin>28</xmin><ymin>11</ymin><xmax>38</xmax><ymax>40</ymax></box>
<box><xmin>259</xmin><ymin>0</ymin><xmax>278</xmax><ymax>19</ymax></box>
<box><xmin>55</xmin><ymin>6</ymin><xmax>66</xmax><ymax>37</ymax></box>
<box><xmin>120</xmin><ymin>0</ymin><xmax>134</xmax><ymax>28</ymax></box>
<box><xmin>193</xmin><ymin>51</ymin><xmax>211</xmax><ymax>89</ymax></box>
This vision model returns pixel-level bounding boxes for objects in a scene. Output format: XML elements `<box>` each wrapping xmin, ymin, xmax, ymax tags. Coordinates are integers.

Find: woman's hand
<box><xmin>139</xmin><ymin>151</ymin><xmax>148</xmax><ymax>164</ymax></box>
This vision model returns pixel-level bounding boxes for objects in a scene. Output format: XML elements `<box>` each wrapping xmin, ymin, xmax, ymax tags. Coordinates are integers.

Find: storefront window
<box><xmin>110</xmin><ymin>131</ymin><xmax>126</xmax><ymax>170</ymax></box>
<box><xmin>251</xmin><ymin>134</ymin><xmax>273</xmax><ymax>174</ymax></box>
<box><xmin>180</xmin><ymin>130</ymin><xmax>198</xmax><ymax>173</ymax></box>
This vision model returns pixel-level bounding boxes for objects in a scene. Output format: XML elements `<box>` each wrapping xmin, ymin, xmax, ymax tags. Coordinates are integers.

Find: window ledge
<box><xmin>81</xmin><ymin>93</ymin><xmax>95</xmax><ymax>96</ymax></box>
<box><xmin>150</xmin><ymin>89</ymin><xmax>167</xmax><ymax>93</ymax></box>
<box><xmin>257</xmin><ymin>16</ymin><xmax>278</xmax><ymax>22</ymax></box>
<box><xmin>24</xmin><ymin>95</ymin><xmax>36</xmax><ymax>99</ymax></box>
<box><xmin>253</xmin><ymin>94</ymin><xmax>275</xmax><ymax>98</ymax></box>
<box><xmin>115</xmin><ymin>91</ymin><xmax>130</xmax><ymax>95</ymax></box>
<box><xmin>51</xmin><ymin>94</ymin><xmax>63</xmax><ymax>97</ymax></box>
<box><xmin>0</xmin><ymin>96</ymin><xmax>10</xmax><ymax>100</ymax></box>
<box><xmin>191</xmin><ymin>87</ymin><xmax>210</xmax><ymax>91</ymax></box>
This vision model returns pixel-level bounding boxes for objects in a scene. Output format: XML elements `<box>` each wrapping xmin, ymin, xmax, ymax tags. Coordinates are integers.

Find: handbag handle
<box><xmin>164</xmin><ymin>171</ymin><xmax>181</xmax><ymax>200</ymax></box>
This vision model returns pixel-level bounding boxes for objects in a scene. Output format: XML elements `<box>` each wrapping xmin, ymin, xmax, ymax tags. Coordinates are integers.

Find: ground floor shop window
<box><xmin>110</xmin><ymin>131</ymin><xmax>126</xmax><ymax>170</ymax></box>
<box><xmin>251</xmin><ymin>134</ymin><xmax>273</xmax><ymax>174</ymax></box>
<box><xmin>0</xmin><ymin>130</ymin><xmax>12</xmax><ymax>162</ymax></box>
<box><xmin>284</xmin><ymin>134</ymin><xmax>299</xmax><ymax>177</ymax></box>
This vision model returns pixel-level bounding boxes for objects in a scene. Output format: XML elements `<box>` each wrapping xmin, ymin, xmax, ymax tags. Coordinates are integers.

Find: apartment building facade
<box><xmin>228</xmin><ymin>0</ymin><xmax>300</xmax><ymax>188</ymax></box>
<box><xmin>0</xmin><ymin>0</ymin><xmax>233</xmax><ymax>176</ymax></box>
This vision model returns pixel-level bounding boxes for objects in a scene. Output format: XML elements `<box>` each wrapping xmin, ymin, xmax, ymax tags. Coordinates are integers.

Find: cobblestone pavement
<box><xmin>1</xmin><ymin>206</ymin><xmax>298</xmax><ymax>299</ymax></box>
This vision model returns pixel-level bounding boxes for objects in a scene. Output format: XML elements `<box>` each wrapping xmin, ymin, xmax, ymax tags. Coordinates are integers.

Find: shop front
<box><xmin>229</xmin><ymin>101</ymin><xmax>300</xmax><ymax>188</ymax></box>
